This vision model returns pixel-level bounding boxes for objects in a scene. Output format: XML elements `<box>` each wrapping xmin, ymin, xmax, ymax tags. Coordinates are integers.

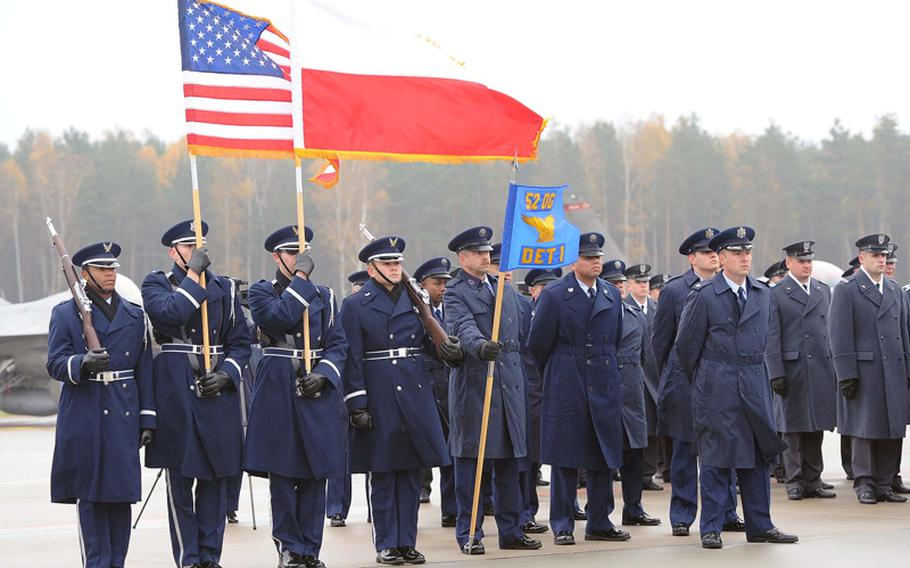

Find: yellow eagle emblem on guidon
<box><xmin>521</xmin><ymin>214</ymin><xmax>555</xmax><ymax>243</ymax></box>
<box><xmin>103</xmin><ymin>242</ymin><xmax>113</xmax><ymax>253</ymax></box>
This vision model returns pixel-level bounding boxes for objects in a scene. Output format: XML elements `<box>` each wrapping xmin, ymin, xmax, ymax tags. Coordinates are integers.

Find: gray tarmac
<box><xmin>1</xmin><ymin>419</ymin><xmax>908</xmax><ymax>567</ymax></box>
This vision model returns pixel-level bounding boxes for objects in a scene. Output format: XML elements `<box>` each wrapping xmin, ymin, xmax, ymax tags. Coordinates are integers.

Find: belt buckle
<box><xmin>97</xmin><ymin>371</ymin><xmax>113</xmax><ymax>385</ymax></box>
<box><xmin>191</xmin><ymin>345</ymin><xmax>203</xmax><ymax>355</ymax></box>
<box><xmin>394</xmin><ymin>347</ymin><xmax>408</xmax><ymax>359</ymax></box>
<box><xmin>585</xmin><ymin>344</ymin><xmax>593</xmax><ymax>358</ymax></box>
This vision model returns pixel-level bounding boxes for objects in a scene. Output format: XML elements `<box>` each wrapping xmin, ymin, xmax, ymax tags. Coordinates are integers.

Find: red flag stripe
<box><xmin>257</xmin><ymin>38</ymin><xmax>290</xmax><ymax>59</ymax></box>
<box><xmin>183</xmin><ymin>84</ymin><xmax>292</xmax><ymax>102</ymax></box>
<box><xmin>185</xmin><ymin>109</ymin><xmax>293</xmax><ymax>127</ymax></box>
<box><xmin>187</xmin><ymin>133</ymin><xmax>294</xmax><ymax>152</ymax></box>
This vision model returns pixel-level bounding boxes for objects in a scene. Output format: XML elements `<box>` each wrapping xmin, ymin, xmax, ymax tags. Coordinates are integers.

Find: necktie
<box><xmin>737</xmin><ymin>287</ymin><xmax>747</xmax><ymax>312</ymax></box>
<box><xmin>484</xmin><ymin>279</ymin><xmax>495</xmax><ymax>298</ymax></box>
<box><xmin>588</xmin><ymin>288</ymin><xmax>595</xmax><ymax>300</ymax></box>
<box><xmin>434</xmin><ymin>307</ymin><xmax>442</xmax><ymax>321</ymax></box>
<box><xmin>803</xmin><ymin>283</ymin><xmax>810</xmax><ymax>294</ymax></box>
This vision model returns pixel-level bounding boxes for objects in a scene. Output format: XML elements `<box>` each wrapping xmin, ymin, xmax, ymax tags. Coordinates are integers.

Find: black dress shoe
<box><xmin>878</xmin><ymin>490</ymin><xmax>908</xmax><ymax>503</ymax></box>
<box><xmin>279</xmin><ymin>550</ymin><xmax>306</xmax><ymax>568</ymax></box>
<box><xmin>461</xmin><ymin>540</ymin><xmax>485</xmax><ymax>555</ymax></box>
<box><xmin>522</xmin><ymin>519</ymin><xmax>549</xmax><ymax>534</ymax></box>
<box><xmin>701</xmin><ymin>531</ymin><xmax>723</xmax><ymax>549</ymax></box>
<box><xmin>226</xmin><ymin>510</ymin><xmax>238</xmax><ymax>524</ymax></box>
<box><xmin>746</xmin><ymin>528</ymin><xmax>799</xmax><ymax>543</ymax></box>
<box><xmin>200</xmin><ymin>563</ymin><xmax>223</xmax><ymax>568</ymax></box>
<box><xmin>858</xmin><ymin>491</ymin><xmax>877</xmax><ymax>504</ymax></box>
<box><xmin>642</xmin><ymin>479</ymin><xmax>664</xmax><ymax>491</ymax></box>
<box><xmin>573</xmin><ymin>509</ymin><xmax>588</xmax><ymax>521</ymax></box>
<box><xmin>892</xmin><ymin>483</ymin><xmax>910</xmax><ymax>495</ymax></box>
<box><xmin>722</xmin><ymin>517</ymin><xmax>746</xmax><ymax>532</ymax></box>
<box><xmin>376</xmin><ymin>548</ymin><xmax>405</xmax><ymax>565</ymax></box>
<box><xmin>501</xmin><ymin>535</ymin><xmax>543</xmax><ymax>550</ymax></box>
<box><xmin>398</xmin><ymin>547</ymin><xmax>426</xmax><ymax>564</ymax></box>
<box><xmin>302</xmin><ymin>556</ymin><xmax>326</xmax><ymax>568</ymax></box>
<box><xmin>805</xmin><ymin>488</ymin><xmax>836</xmax><ymax>499</ymax></box>
<box><xmin>821</xmin><ymin>481</ymin><xmax>834</xmax><ymax>490</ymax></box>
<box><xmin>787</xmin><ymin>488</ymin><xmax>804</xmax><ymax>500</ymax></box>
<box><xmin>846</xmin><ymin>473</ymin><xmax>854</xmax><ymax>481</ymax></box>
<box><xmin>441</xmin><ymin>515</ymin><xmax>457</xmax><ymax>528</ymax></box>
<box><xmin>622</xmin><ymin>512</ymin><xmax>661</xmax><ymax>526</ymax></box>
<box><xmin>536</xmin><ymin>471</ymin><xmax>550</xmax><ymax>486</ymax></box>
<box><xmin>554</xmin><ymin>530</ymin><xmax>575</xmax><ymax>545</ymax></box>
<box><xmin>672</xmin><ymin>523</ymin><xmax>690</xmax><ymax>536</ymax></box>
<box><xmin>419</xmin><ymin>488</ymin><xmax>431</xmax><ymax>504</ymax></box>
<box><xmin>329</xmin><ymin>513</ymin><xmax>346</xmax><ymax>527</ymax></box>
<box><xmin>613</xmin><ymin>471</ymin><xmax>622</xmax><ymax>481</ymax></box>
<box><xmin>585</xmin><ymin>528</ymin><xmax>631</xmax><ymax>541</ymax></box>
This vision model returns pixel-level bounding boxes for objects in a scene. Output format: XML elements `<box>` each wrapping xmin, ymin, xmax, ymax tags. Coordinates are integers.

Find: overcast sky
<box><xmin>2</xmin><ymin>0</ymin><xmax>909</xmax><ymax>148</ymax></box>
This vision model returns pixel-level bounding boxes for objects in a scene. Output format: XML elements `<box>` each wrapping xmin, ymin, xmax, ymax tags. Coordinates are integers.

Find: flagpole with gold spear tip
<box><xmin>189</xmin><ymin>154</ymin><xmax>213</xmax><ymax>375</ymax></box>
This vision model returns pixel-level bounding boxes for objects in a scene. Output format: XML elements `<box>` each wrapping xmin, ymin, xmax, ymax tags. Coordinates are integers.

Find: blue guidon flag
<box><xmin>499</xmin><ymin>183</ymin><xmax>580</xmax><ymax>271</ymax></box>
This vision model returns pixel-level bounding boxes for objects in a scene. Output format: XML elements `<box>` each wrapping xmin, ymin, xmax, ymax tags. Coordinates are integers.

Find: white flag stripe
<box><xmin>184</xmin><ymin>97</ymin><xmax>292</xmax><ymax>115</ymax></box>
<box><xmin>185</xmin><ymin>122</ymin><xmax>294</xmax><ymax>140</ymax></box>
<box><xmin>182</xmin><ymin>70</ymin><xmax>291</xmax><ymax>90</ymax></box>
<box><xmin>260</xmin><ymin>51</ymin><xmax>290</xmax><ymax>67</ymax></box>
<box><xmin>261</xmin><ymin>29</ymin><xmax>290</xmax><ymax>51</ymax></box>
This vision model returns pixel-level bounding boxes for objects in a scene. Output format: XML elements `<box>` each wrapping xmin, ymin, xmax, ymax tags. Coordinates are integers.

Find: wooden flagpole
<box><xmin>189</xmin><ymin>154</ymin><xmax>212</xmax><ymax>372</ymax></box>
<box><xmin>467</xmin><ymin>155</ymin><xmax>520</xmax><ymax>550</ymax></box>
<box><xmin>295</xmin><ymin>158</ymin><xmax>312</xmax><ymax>373</ymax></box>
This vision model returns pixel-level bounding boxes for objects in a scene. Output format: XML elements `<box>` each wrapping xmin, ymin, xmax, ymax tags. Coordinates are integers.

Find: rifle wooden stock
<box><xmin>401</xmin><ymin>269</ymin><xmax>449</xmax><ymax>357</ymax></box>
<box><xmin>46</xmin><ymin>218</ymin><xmax>102</xmax><ymax>350</ymax></box>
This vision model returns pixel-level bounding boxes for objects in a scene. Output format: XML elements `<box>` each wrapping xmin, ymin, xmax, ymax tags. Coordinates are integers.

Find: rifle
<box><xmin>46</xmin><ymin>217</ymin><xmax>102</xmax><ymax>350</ymax></box>
<box><xmin>358</xmin><ymin>224</ymin><xmax>449</xmax><ymax>356</ymax></box>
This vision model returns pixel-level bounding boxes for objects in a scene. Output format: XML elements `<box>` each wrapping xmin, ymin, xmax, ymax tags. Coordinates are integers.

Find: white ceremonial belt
<box><xmin>262</xmin><ymin>347</ymin><xmax>323</xmax><ymax>361</ymax></box>
<box><xmin>363</xmin><ymin>347</ymin><xmax>423</xmax><ymax>361</ymax></box>
<box><xmin>88</xmin><ymin>370</ymin><xmax>135</xmax><ymax>384</ymax></box>
<box><xmin>159</xmin><ymin>343</ymin><xmax>225</xmax><ymax>356</ymax></box>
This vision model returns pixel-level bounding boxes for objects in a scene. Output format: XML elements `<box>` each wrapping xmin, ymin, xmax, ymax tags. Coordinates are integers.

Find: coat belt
<box><xmin>702</xmin><ymin>350</ymin><xmax>764</xmax><ymax>365</ymax></box>
<box><xmin>553</xmin><ymin>343</ymin><xmax>616</xmax><ymax>357</ymax></box>
<box><xmin>617</xmin><ymin>353</ymin><xmax>640</xmax><ymax>366</ymax></box>
<box><xmin>363</xmin><ymin>347</ymin><xmax>424</xmax><ymax>361</ymax></box>
<box><xmin>262</xmin><ymin>347</ymin><xmax>323</xmax><ymax>363</ymax></box>
<box><xmin>159</xmin><ymin>343</ymin><xmax>225</xmax><ymax>356</ymax></box>
<box><xmin>87</xmin><ymin>369</ymin><xmax>135</xmax><ymax>384</ymax></box>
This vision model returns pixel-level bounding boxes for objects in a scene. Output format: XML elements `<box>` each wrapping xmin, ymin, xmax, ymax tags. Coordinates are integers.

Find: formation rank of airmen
<box><xmin>46</xmin><ymin>220</ymin><xmax>910</xmax><ymax>568</ymax></box>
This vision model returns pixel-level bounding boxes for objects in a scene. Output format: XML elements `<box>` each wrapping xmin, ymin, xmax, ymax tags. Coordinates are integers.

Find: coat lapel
<box><xmin>106</xmin><ymin>297</ymin><xmax>139</xmax><ymax>336</ymax></box>
<box><xmin>361</xmin><ymin>280</ymin><xmax>395</xmax><ymax>315</ymax></box>
<box><xmin>879</xmin><ymin>279</ymin><xmax>897</xmax><ymax>318</ymax></box>
<box><xmin>779</xmin><ymin>276</ymin><xmax>808</xmax><ymax>308</ymax></box>
<box><xmin>804</xmin><ymin>278</ymin><xmax>824</xmax><ymax>315</ymax></box>
<box><xmin>91</xmin><ymin>303</ymin><xmax>110</xmax><ymax>336</ymax></box>
<box><xmin>392</xmin><ymin>287</ymin><xmax>417</xmax><ymax>318</ymax></box>
<box><xmin>739</xmin><ymin>276</ymin><xmax>762</xmax><ymax>324</ymax></box>
<box><xmin>854</xmin><ymin>270</ymin><xmax>881</xmax><ymax>308</ymax></box>
<box><xmin>563</xmin><ymin>273</ymin><xmax>592</xmax><ymax>316</ymax></box>
<box><xmin>590</xmin><ymin>280</ymin><xmax>613</xmax><ymax>318</ymax></box>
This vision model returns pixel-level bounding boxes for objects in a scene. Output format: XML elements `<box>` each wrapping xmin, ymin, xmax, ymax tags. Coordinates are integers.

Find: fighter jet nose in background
<box><xmin>0</xmin><ymin>275</ymin><xmax>142</xmax><ymax>416</ymax></box>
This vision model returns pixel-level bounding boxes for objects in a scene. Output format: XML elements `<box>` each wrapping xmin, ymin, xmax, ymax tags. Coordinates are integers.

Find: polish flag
<box><xmin>289</xmin><ymin>1</ymin><xmax>547</xmax><ymax>164</ymax></box>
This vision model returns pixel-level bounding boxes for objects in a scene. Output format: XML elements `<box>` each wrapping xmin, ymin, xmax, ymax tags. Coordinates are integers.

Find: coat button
<box><xmin>389</xmin><ymin>334</ymin><xmax>394</xmax><ymax>339</ymax></box>
<box><xmin>396</xmin><ymin>385</ymin><xmax>402</xmax><ymax>391</ymax></box>
<box><xmin>125</xmin><ymin>411</ymin><xmax>130</xmax><ymax>416</ymax></box>
<box><xmin>125</xmin><ymin>351</ymin><xmax>130</xmax><ymax>356</ymax></box>
<box><xmin>103</xmin><ymin>409</ymin><xmax>109</xmax><ymax>415</ymax></box>
<box><xmin>807</xmin><ymin>354</ymin><xmax>813</xmax><ymax>359</ymax></box>
<box><xmin>881</xmin><ymin>336</ymin><xmax>885</xmax><ymax>340</ymax></box>
<box><xmin>586</xmin><ymin>359</ymin><xmax>592</xmax><ymax>366</ymax></box>
<box><xmin>605</xmin><ymin>360</ymin><xmax>610</xmax><ymax>367</ymax></box>
<box><xmin>884</xmin><ymin>356</ymin><xmax>888</xmax><ymax>361</ymax></box>
<box><xmin>588</xmin><ymin>386</ymin><xmax>593</xmax><ymax>392</ymax></box>
<box><xmin>392</xmin><ymin>360</ymin><xmax>398</xmax><ymax>365</ymax></box>
<box><xmin>122</xmin><ymin>383</ymin><xmax>127</xmax><ymax>389</ymax></box>
<box><xmin>191</xmin><ymin>328</ymin><xmax>196</xmax><ymax>333</ymax></box>
<box><xmin>190</xmin><ymin>385</ymin><xmax>195</xmax><ymax>391</ymax></box>
<box><xmin>411</xmin><ymin>334</ymin><xmax>416</xmax><ymax>339</ymax></box>
<box><xmin>297</xmin><ymin>332</ymin><xmax>302</xmax><ymax>337</ymax></box>
<box><xmin>805</xmin><ymin>334</ymin><xmax>811</xmax><ymax>338</ymax></box>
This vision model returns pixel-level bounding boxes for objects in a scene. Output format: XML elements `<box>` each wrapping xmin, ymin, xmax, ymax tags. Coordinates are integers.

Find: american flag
<box><xmin>179</xmin><ymin>0</ymin><xmax>294</xmax><ymax>158</ymax></box>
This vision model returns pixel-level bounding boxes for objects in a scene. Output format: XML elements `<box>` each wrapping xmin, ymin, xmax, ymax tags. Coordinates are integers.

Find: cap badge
<box><xmin>292</xmin><ymin>226</ymin><xmax>299</xmax><ymax>236</ymax></box>
<box><xmin>640</xmin><ymin>264</ymin><xmax>646</xmax><ymax>273</ymax></box>
<box><xmin>705</xmin><ymin>228</ymin><xmax>715</xmax><ymax>238</ymax></box>
<box><xmin>478</xmin><ymin>228</ymin><xmax>487</xmax><ymax>238</ymax></box>
<box><xmin>589</xmin><ymin>233</ymin><xmax>597</xmax><ymax>243</ymax></box>
<box><xmin>103</xmin><ymin>242</ymin><xmax>113</xmax><ymax>253</ymax></box>
<box><xmin>189</xmin><ymin>221</ymin><xmax>196</xmax><ymax>233</ymax></box>
<box><xmin>803</xmin><ymin>241</ymin><xmax>810</xmax><ymax>252</ymax></box>
<box><xmin>441</xmin><ymin>258</ymin><xmax>449</xmax><ymax>269</ymax></box>
<box><xmin>389</xmin><ymin>237</ymin><xmax>398</xmax><ymax>247</ymax></box>
<box><xmin>736</xmin><ymin>226</ymin><xmax>746</xmax><ymax>239</ymax></box>
<box><xmin>614</xmin><ymin>260</ymin><xmax>622</xmax><ymax>269</ymax></box>
<box><xmin>878</xmin><ymin>234</ymin><xmax>886</xmax><ymax>244</ymax></box>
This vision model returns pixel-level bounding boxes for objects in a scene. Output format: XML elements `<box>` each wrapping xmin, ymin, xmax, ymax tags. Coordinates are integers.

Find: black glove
<box><xmin>478</xmin><ymin>340</ymin><xmax>502</xmax><ymax>361</ymax></box>
<box><xmin>439</xmin><ymin>335</ymin><xmax>464</xmax><ymax>364</ymax></box>
<box><xmin>139</xmin><ymin>429</ymin><xmax>155</xmax><ymax>448</ymax></box>
<box><xmin>770</xmin><ymin>378</ymin><xmax>788</xmax><ymax>397</ymax></box>
<box><xmin>198</xmin><ymin>370</ymin><xmax>231</xmax><ymax>398</ymax></box>
<box><xmin>81</xmin><ymin>348</ymin><xmax>110</xmax><ymax>375</ymax></box>
<box><xmin>840</xmin><ymin>378</ymin><xmax>858</xmax><ymax>400</ymax></box>
<box><xmin>350</xmin><ymin>409</ymin><xmax>373</xmax><ymax>431</ymax></box>
<box><xmin>186</xmin><ymin>246</ymin><xmax>211</xmax><ymax>276</ymax></box>
<box><xmin>296</xmin><ymin>372</ymin><xmax>328</xmax><ymax>399</ymax></box>
<box><xmin>295</xmin><ymin>252</ymin><xmax>315</xmax><ymax>278</ymax></box>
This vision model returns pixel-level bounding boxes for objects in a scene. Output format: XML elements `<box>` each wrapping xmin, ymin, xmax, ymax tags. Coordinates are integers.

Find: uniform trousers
<box><xmin>76</xmin><ymin>500</ymin><xmax>131</xmax><ymax>568</ymax></box>
<box><xmin>700</xmin><ymin>461</ymin><xmax>773</xmax><ymax>538</ymax></box>
<box><xmin>164</xmin><ymin>470</ymin><xmax>227</xmax><ymax>567</ymax></box>
<box><xmin>781</xmin><ymin>431</ymin><xmax>825</xmax><ymax>492</ymax></box>
<box><xmin>270</xmin><ymin>475</ymin><xmax>326</xmax><ymax>558</ymax></box>
<box><xmin>368</xmin><ymin>470</ymin><xmax>421</xmax><ymax>552</ymax></box>
<box><xmin>851</xmin><ymin>437</ymin><xmax>902</xmax><ymax>497</ymax></box>
<box><xmin>325</xmin><ymin>475</ymin><xmax>352</xmax><ymax>520</ymax></box>
<box><xmin>550</xmin><ymin>467</ymin><xmax>615</xmax><ymax>535</ymax></box>
<box><xmin>668</xmin><ymin>438</ymin><xmax>738</xmax><ymax>527</ymax></box>
<box><xmin>454</xmin><ymin>457</ymin><xmax>523</xmax><ymax>547</ymax></box>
